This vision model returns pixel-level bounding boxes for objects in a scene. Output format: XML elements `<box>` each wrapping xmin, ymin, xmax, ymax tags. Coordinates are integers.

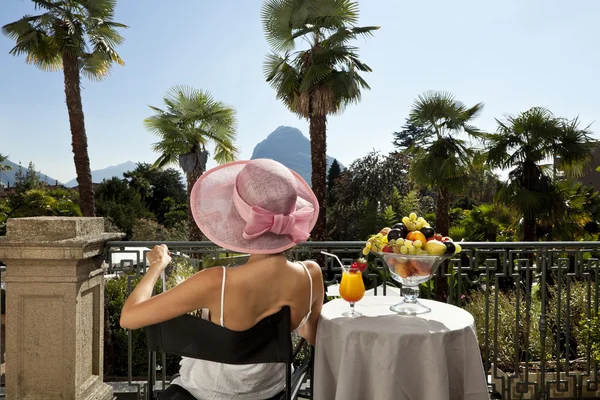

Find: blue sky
<box><xmin>1</xmin><ymin>0</ymin><xmax>599</xmax><ymax>183</ymax></box>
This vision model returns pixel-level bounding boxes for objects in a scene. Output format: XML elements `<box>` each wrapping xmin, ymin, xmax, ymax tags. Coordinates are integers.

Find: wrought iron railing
<box><xmin>104</xmin><ymin>241</ymin><xmax>598</xmax><ymax>399</ymax></box>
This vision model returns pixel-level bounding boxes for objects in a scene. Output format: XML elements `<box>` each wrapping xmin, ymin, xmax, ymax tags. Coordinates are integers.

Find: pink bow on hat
<box><xmin>232</xmin><ymin>184</ymin><xmax>313</xmax><ymax>242</ymax></box>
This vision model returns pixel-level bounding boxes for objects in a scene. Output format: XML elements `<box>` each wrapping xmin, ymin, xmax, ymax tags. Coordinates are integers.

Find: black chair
<box><xmin>145</xmin><ymin>306</ymin><xmax>312</xmax><ymax>400</ymax></box>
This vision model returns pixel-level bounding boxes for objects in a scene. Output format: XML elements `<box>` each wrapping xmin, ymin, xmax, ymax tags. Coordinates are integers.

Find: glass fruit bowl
<box><xmin>374</xmin><ymin>252</ymin><xmax>451</xmax><ymax>315</ymax></box>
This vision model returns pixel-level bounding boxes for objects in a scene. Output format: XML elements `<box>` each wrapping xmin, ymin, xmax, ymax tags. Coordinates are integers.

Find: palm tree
<box><xmin>144</xmin><ymin>85</ymin><xmax>238</xmax><ymax>241</ymax></box>
<box><xmin>2</xmin><ymin>0</ymin><xmax>127</xmax><ymax>217</ymax></box>
<box><xmin>0</xmin><ymin>154</ymin><xmax>11</xmax><ymax>189</ymax></box>
<box><xmin>486</xmin><ymin>107</ymin><xmax>594</xmax><ymax>241</ymax></box>
<box><xmin>407</xmin><ymin>91</ymin><xmax>484</xmax><ymax>236</ymax></box>
<box><xmin>262</xmin><ymin>0</ymin><xmax>378</xmax><ymax>241</ymax></box>
<box><xmin>0</xmin><ymin>154</ymin><xmax>11</xmax><ymax>173</ymax></box>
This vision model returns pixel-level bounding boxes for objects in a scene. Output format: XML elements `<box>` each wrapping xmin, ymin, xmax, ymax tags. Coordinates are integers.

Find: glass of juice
<box><xmin>322</xmin><ymin>251</ymin><xmax>365</xmax><ymax>318</ymax></box>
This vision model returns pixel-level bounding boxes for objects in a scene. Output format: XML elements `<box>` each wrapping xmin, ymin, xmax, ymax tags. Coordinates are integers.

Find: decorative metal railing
<box><xmin>103</xmin><ymin>241</ymin><xmax>600</xmax><ymax>399</ymax></box>
<box><xmin>2</xmin><ymin>240</ymin><xmax>594</xmax><ymax>400</ymax></box>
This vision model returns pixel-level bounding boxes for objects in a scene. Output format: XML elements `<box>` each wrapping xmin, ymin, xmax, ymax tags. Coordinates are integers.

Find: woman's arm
<box><xmin>120</xmin><ymin>245</ymin><xmax>220</xmax><ymax>330</ymax></box>
<box><xmin>297</xmin><ymin>261</ymin><xmax>324</xmax><ymax>345</ymax></box>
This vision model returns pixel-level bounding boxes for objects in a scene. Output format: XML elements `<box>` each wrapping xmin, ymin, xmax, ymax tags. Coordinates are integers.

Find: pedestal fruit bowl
<box><xmin>362</xmin><ymin>213</ymin><xmax>461</xmax><ymax>314</ymax></box>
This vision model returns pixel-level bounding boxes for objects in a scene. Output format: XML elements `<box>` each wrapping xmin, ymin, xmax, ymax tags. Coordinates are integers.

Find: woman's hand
<box><xmin>146</xmin><ymin>244</ymin><xmax>171</xmax><ymax>272</ymax></box>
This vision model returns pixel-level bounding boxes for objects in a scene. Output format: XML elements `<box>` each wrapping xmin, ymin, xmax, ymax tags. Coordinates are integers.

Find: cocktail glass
<box><xmin>322</xmin><ymin>251</ymin><xmax>365</xmax><ymax>318</ymax></box>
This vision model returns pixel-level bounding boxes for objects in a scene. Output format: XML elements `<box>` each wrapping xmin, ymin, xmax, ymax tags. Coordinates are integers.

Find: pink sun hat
<box><xmin>190</xmin><ymin>159</ymin><xmax>319</xmax><ymax>254</ymax></box>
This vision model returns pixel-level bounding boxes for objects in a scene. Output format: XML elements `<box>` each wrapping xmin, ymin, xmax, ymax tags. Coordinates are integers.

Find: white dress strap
<box><xmin>296</xmin><ymin>261</ymin><xmax>313</xmax><ymax>331</ymax></box>
<box><xmin>220</xmin><ymin>266</ymin><xmax>226</xmax><ymax>327</ymax></box>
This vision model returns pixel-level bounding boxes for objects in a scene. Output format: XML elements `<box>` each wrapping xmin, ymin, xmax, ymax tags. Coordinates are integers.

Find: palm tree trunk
<box><xmin>309</xmin><ymin>114</ymin><xmax>327</xmax><ymax>241</ymax></box>
<box><xmin>435</xmin><ymin>187</ymin><xmax>450</xmax><ymax>236</ymax></box>
<box><xmin>186</xmin><ymin>169</ymin><xmax>204</xmax><ymax>242</ymax></box>
<box><xmin>434</xmin><ymin>187</ymin><xmax>450</xmax><ymax>301</ymax></box>
<box><xmin>523</xmin><ymin>218</ymin><xmax>536</xmax><ymax>241</ymax></box>
<box><xmin>62</xmin><ymin>53</ymin><xmax>95</xmax><ymax>217</ymax></box>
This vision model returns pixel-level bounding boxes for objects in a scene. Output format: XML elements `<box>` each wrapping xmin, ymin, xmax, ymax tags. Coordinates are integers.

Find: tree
<box><xmin>327</xmin><ymin>159</ymin><xmax>341</xmax><ymax>205</ymax></box>
<box><xmin>144</xmin><ymin>86</ymin><xmax>238</xmax><ymax>241</ymax></box>
<box><xmin>407</xmin><ymin>91</ymin><xmax>484</xmax><ymax>236</ymax></box>
<box><xmin>262</xmin><ymin>0</ymin><xmax>378</xmax><ymax>241</ymax></box>
<box><xmin>95</xmin><ymin>177</ymin><xmax>150</xmax><ymax>236</ymax></box>
<box><xmin>328</xmin><ymin>151</ymin><xmax>411</xmax><ymax>240</ymax></box>
<box><xmin>2</xmin><ymin>0</ymin><xmax>127</xmax><ymax>217</ymax></box>
<box><xmin>485</xmin><ymin>107</ymin><xmax>594</xmax><ymax>241</ymax></box>
<box><xmin>15</xmin><ymin>162</ymin><xmax>42</xmax><ymax>193</ymax></box>
<box><xmin>392</xmin><ymin>119</ymin><xmax>428</xmax><ymax>151</ymax></box>
<box><xmin>123</xmin><ymin>163</ymin><xmax>186</xmax><ymax>224</ymax></box>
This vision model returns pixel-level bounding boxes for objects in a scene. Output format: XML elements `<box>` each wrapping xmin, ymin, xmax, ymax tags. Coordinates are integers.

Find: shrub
<box><xmin>104</xmin><ymin>274</ymin><xmax>180</xmax><ymax>377</ymax></box>
<box><xmin>464</xmin><ymin>288</ymin><xmax>554</xmax><ymax>372</ymax></box>
<box><xmin>579</xmin><ymin>313</ymin><xmax>600</xmax><ymax>362</ymax></box>
<box><xmin>130</xmin><ymin>218</ymin><xmax>187</xmax><ymax>241</ymax></box>
<box><xmin>547</xmin><ymin>279</ymin><xmax>597</xmax><ymax>359</ymax></box>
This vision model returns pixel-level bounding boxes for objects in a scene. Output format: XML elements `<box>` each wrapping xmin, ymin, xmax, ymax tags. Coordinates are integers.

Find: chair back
<box><xmin>145</xmin><ymin>307</ymin><xmax>293</xmax><ymax>399</ymax></box>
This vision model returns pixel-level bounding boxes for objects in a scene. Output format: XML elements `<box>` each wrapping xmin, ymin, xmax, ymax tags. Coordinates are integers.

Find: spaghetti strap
<box><xmin>296</xmin><ymin>261</ymin><xmax>313</xmax><ymax>331</ymax></box>
<box><xmin>220</xmin><ymin>266</ymin><xmax>226</xmax><ymax>327</ymax></box>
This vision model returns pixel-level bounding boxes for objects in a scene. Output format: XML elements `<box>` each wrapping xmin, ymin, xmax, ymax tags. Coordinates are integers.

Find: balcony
<box><xmin>1</xmin><ymin>234</ymin><xmax>600</xmax><ymax>399</ymax></box>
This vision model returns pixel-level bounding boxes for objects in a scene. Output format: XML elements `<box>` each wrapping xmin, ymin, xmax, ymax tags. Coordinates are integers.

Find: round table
<box><xmin>314</xmin><ymin>297</ymin><xmax>489</xmax><ymax>400</ymax></box>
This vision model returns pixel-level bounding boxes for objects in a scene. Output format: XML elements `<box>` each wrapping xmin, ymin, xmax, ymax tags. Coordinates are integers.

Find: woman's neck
<box><xmin>248</xmin><ymin>253</ymin><xmax>286</xmax><ymax>264</ymax></box>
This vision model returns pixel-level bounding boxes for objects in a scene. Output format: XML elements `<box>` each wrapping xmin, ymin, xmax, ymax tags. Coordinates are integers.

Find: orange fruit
<box><xmin>395</xmin><ymin>263</ymin><xmax>410</xmax><ymax>278</ymax></box>
<box><xmin>406</xmin><ymin>231</ymin><xmax>426</xmax><ymax>243</ymax></box>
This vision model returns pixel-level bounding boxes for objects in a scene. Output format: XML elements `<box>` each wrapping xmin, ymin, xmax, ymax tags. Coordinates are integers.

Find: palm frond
<box><xmin>261</xmin><ymin>0</ymin><xmax>299</xmax><ymax>52</ymax></box>
<box><xmin>146</xmin><ymin>86</ymin><xmax>239</xmax><ymax>166</ymax></box>
<box><xmin>308</xmin><ymin>0</ymin><xmax>360</xmax><ymax>27</ymax></box>
<box><xmin>3</xmin><ymin>0</ymin><xmax>126</xmax><ymax>77</ymax></box>
<box><xmin>321</xmin><ymin>26</ymin><xmax>379</xmax><ymax>48</ymax></box>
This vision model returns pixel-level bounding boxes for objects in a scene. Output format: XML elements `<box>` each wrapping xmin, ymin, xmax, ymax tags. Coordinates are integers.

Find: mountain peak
<box><xmin>250</xmin><ymin>126</ymin><xmax>343</xmax><ymax>185</ymax></box>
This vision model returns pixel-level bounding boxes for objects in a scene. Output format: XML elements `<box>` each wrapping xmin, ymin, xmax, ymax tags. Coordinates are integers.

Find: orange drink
<box><xmin>321</xmin><ymin>251</ymin><xmax>366</xmax><ymax>318</ymax></box>
<box><xmin>339</xmin><ymin>271</ymin><xmax>365</xmax><ymax>303</ymax></box>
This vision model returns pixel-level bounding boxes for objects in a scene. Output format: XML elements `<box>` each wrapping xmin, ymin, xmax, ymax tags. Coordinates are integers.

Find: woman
<box><xmin>120</xmin><ymin>158</ymin><xmax>324</xmax><ymax>400</ymax></box>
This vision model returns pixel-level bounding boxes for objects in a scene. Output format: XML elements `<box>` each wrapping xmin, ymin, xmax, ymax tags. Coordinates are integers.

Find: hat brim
<box><xmin>190</xmin><ymin>160</ymin><xmax>319</xmax><ymax>254</ymax></box>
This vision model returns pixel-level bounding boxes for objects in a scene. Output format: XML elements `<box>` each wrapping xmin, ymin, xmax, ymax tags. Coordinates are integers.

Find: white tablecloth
<box><xmin>314</xmin><ymin>297</ymin><xmax>489</xmax><ymax>400</ymax></box>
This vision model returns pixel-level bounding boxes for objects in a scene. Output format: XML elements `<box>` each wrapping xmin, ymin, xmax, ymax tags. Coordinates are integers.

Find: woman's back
<box><xmin>170</xmin><ymin>256</ymin><xmax>323</xmax><ymax>400</ymax></box>
<box><xmin>201</xmin><ymin>256</ymin><xmax>322</xmax><ymax>333</ymax></box>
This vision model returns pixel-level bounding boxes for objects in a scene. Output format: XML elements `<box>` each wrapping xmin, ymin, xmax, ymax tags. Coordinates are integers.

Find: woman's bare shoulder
<box><xmin>299</xmin><ymin>260</ymin><xmax>323</xmax><ymax>281</ymax></box>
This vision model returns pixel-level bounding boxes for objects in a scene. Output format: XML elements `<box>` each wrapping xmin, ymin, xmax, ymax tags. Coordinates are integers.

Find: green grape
<box><xmin>404</xmin><ymin>240</ymin><xmax>413</xmax><ymax>249</ymax></box>
<box><xmin>409</xmin><ymin>212</ymin><xmax>417</xmax><ymax>221</ymax></box>
<box><xmin>413</xmin><ymin>240</ymin><xmax>423</xmax><ymax>248</ymax></box>
<box><xmin>402</xmin><ymin>216</ymin><xmax>410</xmax><ymax>225</ymax></box>
<box><xmin>417</xmin><ymin>217</ymin><xmax>426</xmax><ymax>223</ymax></box>
<box><xmin>362</xmin><ymin>247</ymin><xmax>370</xmax><ymax>255</ymax></box>
<box><xmin>396</xmin><ymin>238</ymin><xmax>405</xmax><ymax>246</ymax></box>
<box><xmin>454</xmin><ymin>243</ymin><xmax>462</xmax><ymax>254</ymax></box>
<box><xmin>408</xmin><ymin>246</ymin><xmax>417</xmax><ymax>255</ymax></box>
<box><xmin>400</xmin><ymin>246</ymin><xmax>408</xmax><ymax>254</ymax></box>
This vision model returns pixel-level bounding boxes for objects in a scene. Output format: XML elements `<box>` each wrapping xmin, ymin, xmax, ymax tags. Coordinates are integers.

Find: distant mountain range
<box><xmin>1</xmin><ymin>126</ymin><xmax>343</xmax><ymax>189</ymax></box>
<box><xmin>251</xmin><ymin>126</ymin><xmax>344</xmax><ymax>185</ymax></box>
<box><xmin>0</xmin><ymin>159</ymin><xmax>60</xmax><ymax>187</ymax></box>
<box><xmin>64</xmin><ymin>161</ymin><xmax>137</xmax><ymax>187</ymax></box>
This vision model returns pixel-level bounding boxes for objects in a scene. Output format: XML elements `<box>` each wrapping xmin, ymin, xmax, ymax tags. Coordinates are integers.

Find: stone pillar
<box><xmin>0</xmin><ymin>217</ymin><xmax>124</xmax><ymax>400</ymax></box>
